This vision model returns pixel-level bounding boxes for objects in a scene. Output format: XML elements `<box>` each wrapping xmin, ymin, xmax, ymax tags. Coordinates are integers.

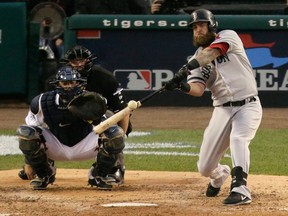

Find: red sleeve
<box><xmin>209</xmin><ymin>42</ymin><xmax>229</xmax><ymax>55</ymax></box>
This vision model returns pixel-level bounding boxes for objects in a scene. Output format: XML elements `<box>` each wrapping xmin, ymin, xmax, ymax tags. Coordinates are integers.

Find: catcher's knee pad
<box><xmin>17</xmin><ymin>125</ymin><xmax>43</xmax><ymax>155</ymax></box>
<box><xmin>93</xmin><ymin>149</ymin><xmax>116</xmax><ymax>175</ymax></box>
<box><xmin>93</xmin><ymin>126</ymin><xmax>125</xmax><ymax>177</ymax></box>
<box><xmin>102</xmin><ymin>125</ymin><xmax>125</xmax><ymax>155</ymax></box>
<box><xmin>17</xmin><ymin>125</ymin><xmax>49</xmax><ymax>176</ymax></box>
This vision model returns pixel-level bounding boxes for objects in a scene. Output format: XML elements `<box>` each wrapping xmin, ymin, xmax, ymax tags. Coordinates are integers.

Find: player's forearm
<box><xmin>194</xmin><ymin>47</ymin><xmax>221</xmax><ymax>66</ymax></box>
<box><xmin>186</xmin><ymin>82</ymin><xmax>206</xmax><ymax>97</ymax></box>
<box><xmin>118</xmin><ymin>114</ymin><xmax>130</xmax><ymax>135</ymax></box>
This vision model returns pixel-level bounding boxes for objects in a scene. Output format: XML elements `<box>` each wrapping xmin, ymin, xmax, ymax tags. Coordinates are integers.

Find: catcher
<box><xmin>19</xmin><ymin>45</ymin><xmax>131</xmax><ymax>186</ymax></box>
<box><xmin>17</xmin><ymin>66</ymin><xmax>125</xmax><ymax>190</ymax></box>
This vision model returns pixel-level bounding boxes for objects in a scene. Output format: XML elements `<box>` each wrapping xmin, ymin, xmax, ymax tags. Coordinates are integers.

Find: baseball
<box><xmin>128</xmin><ymin>100</ymin><xmax>138</xmax><ymax>110</ymax></box>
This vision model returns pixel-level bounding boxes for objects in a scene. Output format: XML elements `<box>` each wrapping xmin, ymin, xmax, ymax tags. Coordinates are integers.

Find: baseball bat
<box><xmin>93</xmin><ymin>86</ymin><xmax>165</xmax><ymax>134</ymax></box>
<box><xmin>138</xmin><ymin>86</ymin><xmax>165</xmax><ymax>107</ymax></box>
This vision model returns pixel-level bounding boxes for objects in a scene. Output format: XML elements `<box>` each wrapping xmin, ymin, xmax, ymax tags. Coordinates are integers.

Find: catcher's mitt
<box><xmin>68</xmin><ymin>92</ymin><xmax>107</xmax><ymax>123</ymax></box>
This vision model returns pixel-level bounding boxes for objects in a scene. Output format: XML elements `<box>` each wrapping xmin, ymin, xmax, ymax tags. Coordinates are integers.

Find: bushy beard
<box><xmin>193</xmin><ymin>31</ymin><xmax>216</xmax><ymax>48</ymax></box>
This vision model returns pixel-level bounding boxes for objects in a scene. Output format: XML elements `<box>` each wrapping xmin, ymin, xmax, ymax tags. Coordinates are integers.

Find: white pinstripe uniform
<box><xmin>187</xmin><ymin>30</ymin><xmax>262</xmax><ymax>199</ymax></box>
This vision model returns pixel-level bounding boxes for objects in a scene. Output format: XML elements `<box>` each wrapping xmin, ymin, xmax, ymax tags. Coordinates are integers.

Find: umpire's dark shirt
<box><xmin>86</xmin><ymin>65</ymin><xmax>126</xmax><ymax>112</ymax></box>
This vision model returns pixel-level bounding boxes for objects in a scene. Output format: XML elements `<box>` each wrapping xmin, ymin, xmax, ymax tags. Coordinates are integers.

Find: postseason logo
<box><xmin>114</xmin><ymin>69</ymin><xmax>152</xmax><ymax>90</ymax></box>
<box><xmin>114</xmin><ymin>69</ymin><xmax>174</xmax><ymax>91</ymax></box>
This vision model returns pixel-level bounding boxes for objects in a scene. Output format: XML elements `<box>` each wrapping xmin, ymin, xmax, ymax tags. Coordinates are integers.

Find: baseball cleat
<box><xmin>98</xmin><ymin>175</ymin><xmax>117</xmax><ymax>185</ymax></box>
<box><xmin>223</xmin><ymin>192</ymin><xmax>251</xmax><ymax>206</ymax></box>
<box><xmin>107</xmin><ymin>167</ymin><xmax>125</xmax><ymax>185</ymax></box>
<box><xmin>30</xmin><ymin>176</ymin><xmax>50</xmax><ymax>190</ymax></box>
<box><xmin>206</xmin><ymin>183</ymin><xmax>220</xmax><ymax>197</ymax></box>
<box><xmin>18</xmin><ymin>168</ymin><xmax>31</xmax><ymax>180</ymax></box>
<box><xmin>88</xmin><ymin>177</ymin><xmax>113</xmax><ymax>190</ymax></box>
<box><xmin>18</xmin><ymin>165</ymin><xmax>36</xmax><ymax>180</ymax></box>
<box><xmin>30</xmin><ymin>166</ymin><xmax>56</xmax><ymax>190</ymax></box>
<box><xmin>30</xmin><ymin>174</ymin><xmax>56</xmax><ymax>190</ymax></box>
<box><xmin>206</xmin><ymin>165</ymin><xmax>230</xmax><ymax>197</ymax></box>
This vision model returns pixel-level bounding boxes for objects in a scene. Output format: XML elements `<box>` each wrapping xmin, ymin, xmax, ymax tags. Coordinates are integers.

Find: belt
<box><xmin>222</xmin><ymin>97</ymin><xmax>256</xmax><ymax>107</ymax></box>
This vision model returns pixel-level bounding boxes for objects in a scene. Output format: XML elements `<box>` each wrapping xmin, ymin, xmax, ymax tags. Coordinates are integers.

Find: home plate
<box><xmin>101</xmin><ymin>202</ymin><xmax>158</xmax><ymax>207</ymax></box>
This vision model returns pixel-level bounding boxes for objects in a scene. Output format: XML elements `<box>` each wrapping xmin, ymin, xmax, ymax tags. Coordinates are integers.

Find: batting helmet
<box><xmin>188</xmin><ymin>9</ymin><xmax>218</xmax><ymax>33</ymax></box>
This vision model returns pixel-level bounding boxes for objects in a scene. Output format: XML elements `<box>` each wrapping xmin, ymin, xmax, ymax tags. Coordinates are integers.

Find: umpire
<box><xmin>63</xmin><ymin>45</ymin><xmax>132</xmax><ymax>187</ymax></box>
<box><xmin>62</xmin><ymin>45</ymin><xmax>132</xmax><ymax>136</ymax></box>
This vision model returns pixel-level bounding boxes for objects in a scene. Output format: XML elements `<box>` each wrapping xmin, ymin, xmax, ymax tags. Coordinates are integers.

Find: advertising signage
<box><xmin>66</xmin><ymin>15</ymin><xmax>288</xmax><ymax>107</ymax></box>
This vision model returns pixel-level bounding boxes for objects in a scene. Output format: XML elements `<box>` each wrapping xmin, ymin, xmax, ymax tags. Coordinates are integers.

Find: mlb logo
<box><xmin>114</xmin><ymin>70</ymin><xmax>152</xmax><ymax>90</ymax></box>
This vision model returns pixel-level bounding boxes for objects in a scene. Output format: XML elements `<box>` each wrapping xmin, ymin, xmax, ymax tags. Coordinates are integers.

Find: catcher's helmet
<box><xmin>50</xmin><ymin>66</ymin><xmax>87</xmax><ymax>104</ymax></box>
<box><xmin>50</xmin><ymin>66</ymin><xmax>86</xmax><ymax>85</ymax></box>
<box><xmin>188</xmin><ymin>9</ymin><xmax>217</xmax><ymax>33</ymax></box>
<box><xmin>63</xmin><ymin>45</ymin><xmax>96</xmax><ymax>75</ymax></box>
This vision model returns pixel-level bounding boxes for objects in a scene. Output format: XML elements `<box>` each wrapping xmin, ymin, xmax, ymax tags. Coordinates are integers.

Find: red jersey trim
<box><xmin>209</xmin><ymin>42</ymin><xmax>229</xmax><ymax>55</ymax></box>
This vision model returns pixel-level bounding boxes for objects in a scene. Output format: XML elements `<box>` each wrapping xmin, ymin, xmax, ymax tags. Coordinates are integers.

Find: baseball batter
<box><xmin>165</xmin><ymin>9</ymin><xmax>262</xmax><ymax>205</ymax></box>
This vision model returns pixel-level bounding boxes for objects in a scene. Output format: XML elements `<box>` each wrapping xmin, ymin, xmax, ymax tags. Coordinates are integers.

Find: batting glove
<box><xmin>164</xmin><ymin>66</ymin><xmax>189</xmax><ymax>91</ymax></box>
<box><xmin>179</xmin><ymin>82</ymin><xmax>191</xmax><ymax>92</ymax></box>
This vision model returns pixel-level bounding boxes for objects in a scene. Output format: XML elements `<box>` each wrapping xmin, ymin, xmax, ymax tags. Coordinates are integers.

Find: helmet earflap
<box><xmin>188</xmin><ymin>9</ymin><xmax>218</xmax><ymax>33</ymax></box>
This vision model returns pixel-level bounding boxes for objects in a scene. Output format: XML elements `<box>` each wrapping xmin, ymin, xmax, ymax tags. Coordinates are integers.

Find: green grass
<box><xmin>249</xmin><ymin>129</ymin><xmax>288</xmax><ymax>175</ymax></box>
<box><xmin>1</xmin><ymin>129</ymin><xmax>287</xmax><ymax>176</ymax></box>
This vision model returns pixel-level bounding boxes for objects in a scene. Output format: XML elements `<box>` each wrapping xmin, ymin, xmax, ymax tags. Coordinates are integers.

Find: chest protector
<box><xmin>41</xmin><ymin>92</ymin><xmax>93</xmax><ymax>147</ymax></box>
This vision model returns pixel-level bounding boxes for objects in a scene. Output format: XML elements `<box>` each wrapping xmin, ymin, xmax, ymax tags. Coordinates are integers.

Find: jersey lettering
<box><xmin>216</xmin><ymin>54</ymin><xmax>230</xmax><ymax>64</ymax></box>
<box><xmin>201</xmin><ymin>65</ymin><xmax>212</xmax><ymax>81</ymax></box>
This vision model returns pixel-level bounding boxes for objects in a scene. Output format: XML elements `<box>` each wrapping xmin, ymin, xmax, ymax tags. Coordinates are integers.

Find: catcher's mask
<box><xmin>63</xmin><ymin>45</ymin><xmax>96</xmax><ymax>76</ymax></box>
<box><xmin>50</xmin><ymin>66</ymin><xmax>87</xmax><ymax>104</ymax></box>
<box><xmin>188</xmin><ymin>9</ymin><xmax>218</xmax><ymax>33</ymax></box>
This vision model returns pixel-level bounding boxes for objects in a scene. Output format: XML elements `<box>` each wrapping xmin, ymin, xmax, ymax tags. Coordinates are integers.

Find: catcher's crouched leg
<box><xmin>108</xmin><ymin>151</ymin><xmax>125</xmax><ymax>185</ymax></box>
<box><xmin>18</xmin><ymin>159</ymin><xmax>56</xmax><ymax>181</ymax></box>
<box><xmin>17</xmin><ymin>125</ymin><xmax>56</xmax><ymax>190</ymax></box>
<box><xmin>88</xmin><ymin>125</ymin><xmax>125</xmax><ymax>189</ymax></box>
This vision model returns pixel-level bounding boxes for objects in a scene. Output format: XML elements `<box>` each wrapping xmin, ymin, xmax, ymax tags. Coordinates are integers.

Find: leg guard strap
<box><xmin>92</xmin><ymin>148</ymin><xmax>116</xmax><ymax>177</ymax></box>
<box><xmin>18</xmin><ymin>125</ymin><xmax>49</xmax><ymax>178</ymax></box>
